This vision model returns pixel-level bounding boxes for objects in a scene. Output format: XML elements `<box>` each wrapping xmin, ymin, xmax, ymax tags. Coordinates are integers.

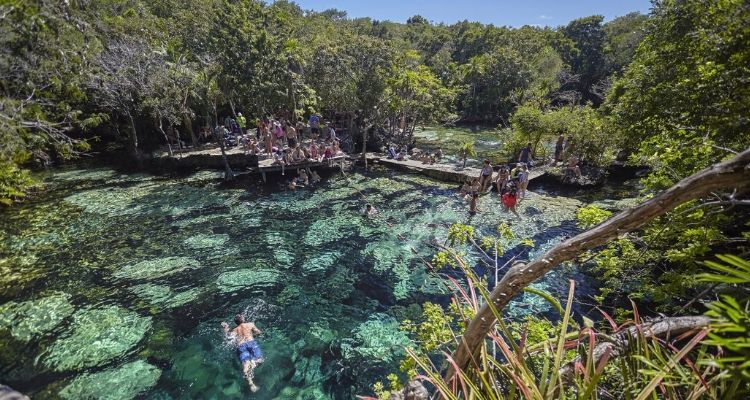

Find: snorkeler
<box><xmin>221</xmin><ymin>314</ymin><xmax>264</xmax><ymax>392</ymax></box>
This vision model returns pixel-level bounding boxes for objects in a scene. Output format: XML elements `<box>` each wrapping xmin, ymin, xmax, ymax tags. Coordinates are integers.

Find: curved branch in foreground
<box><xmin>446</xmin><ymin>147</ymin><xmax>750</xmax><ymax>381</ymax></box>
<box><xmin>559</xmin><ymin>315</ymin><xmax>711</xmax><ymax>385</ymax></box>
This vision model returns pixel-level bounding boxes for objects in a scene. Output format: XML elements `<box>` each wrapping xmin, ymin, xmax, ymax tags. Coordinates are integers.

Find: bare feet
<box><xmin>250</xmin><ymin>384</ymin><xmax>259</xmax><ymax>393</ymax></box>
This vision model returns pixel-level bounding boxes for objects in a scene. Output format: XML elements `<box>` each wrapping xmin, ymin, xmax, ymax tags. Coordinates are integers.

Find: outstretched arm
<box><xmin>251</xmin><ymin>323</ymin><xmax>262</xmax><ymax>335</ymax></box>
<box><xmin>221</xmin><ymin>322</ymin><xmax>231</xmax><ymax>335</ymax></box>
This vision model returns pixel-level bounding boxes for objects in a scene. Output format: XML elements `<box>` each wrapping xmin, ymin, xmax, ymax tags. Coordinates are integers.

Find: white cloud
<box><xmin>539</xmin><ymin>15</ymin><xmax>553</xmax><ymax>20</ymax></box>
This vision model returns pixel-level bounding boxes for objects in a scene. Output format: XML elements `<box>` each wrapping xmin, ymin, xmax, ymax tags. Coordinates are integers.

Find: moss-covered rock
<box><xmin>0</xmin><ymin>292</ymin><xmax>74</xmax><ymax>342</ymax></box>
<box><xmin>114</xmin><ymin>257</ymin><xmax>201</xmax><ymax>280</ymax></box>
<box><xmin>129</xmin><ymin>284</ymin><xmax>203</xmax><ymax>309</ymax></box>
<box><xmin>340</xmin><ymin>314</ymin><xmax>410</xmax><ymax>364</ymax></box>
<box><xmin>216</xmin><ymin>269</ymin><xmax>281</xmax><ymax>293</ymax></box>
<box><xmin>183</xmin><ymin>233</ymin><xmax>230</xmax><ymax>250</ymax></box>
<box><xmin>60</xmin><ymin>360</ymin><xmax>161</xmax><ymax>400</ymax></box>
<box><xmin>44</xmin><ymin>306</ymin><xmax>152</xmax><ymax>371</ymax></box>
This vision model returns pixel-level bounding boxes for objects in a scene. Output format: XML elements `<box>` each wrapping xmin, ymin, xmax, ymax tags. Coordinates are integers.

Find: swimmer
<box><xmin>364</xmin><ymin>203</ymin><xmax>378</xmax><ymax>216</ymax></box>
<box><xmin>310</xmin><ymin>170</ymin><xmax>321</xmax><ymax>183</ymax></box>
<box><xmin>221</xmin><ymin>314</ymin><xmax>264</xmax><ymax>392</ymax></box>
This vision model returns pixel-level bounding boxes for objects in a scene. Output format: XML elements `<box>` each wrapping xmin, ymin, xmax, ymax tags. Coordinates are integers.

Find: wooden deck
<box><xmin>153</xmin><ymin>145</ymin><xmax>347</xmax><ymax>181</ymax></box>
<box><xmin>365</xmin><ymin>153</ymin><xmax>546</xmax><ymax>184</ymax></box>
<box><xmin>153</xmin><ymin>146</ymin><xmax>545</xmax><ymax>185</ymax></box>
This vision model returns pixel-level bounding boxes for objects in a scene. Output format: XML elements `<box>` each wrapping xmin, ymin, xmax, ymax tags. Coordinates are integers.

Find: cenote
<box><xmin>0</xmin><ymin>161</ymin><xmax>636</xmax><ymax>399</ymax></box>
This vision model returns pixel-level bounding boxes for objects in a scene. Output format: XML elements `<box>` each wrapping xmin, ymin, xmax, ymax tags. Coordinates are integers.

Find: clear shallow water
<box><xmin>413</xmin><ymin>125</ymin><xmax>508</xmax><ymax>167</ymax></box>
<box><xmin>0</xmin><ymin>166</ymin><xmax>588</xmax><ymax>399</ymax></box>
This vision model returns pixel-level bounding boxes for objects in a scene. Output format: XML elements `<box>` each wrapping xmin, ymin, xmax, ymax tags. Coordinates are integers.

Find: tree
<box><xmin>606</xmin><ymin>0</ymin><xmax>750</xmax><ymax>190</ymax></box>
<box><xmin>558</xmin><ymin>16</ymin><xmax>606</xmax><ymax>104</ymax></box>
<box><xmin>0</xmin><ymin>1</ymin><xmax>99</xmax><ymax>202</ymax></box>
<box><xmin>89</xmin><ymin>38</ymin><xmax>162</xmax><ymax>163</ymax></box>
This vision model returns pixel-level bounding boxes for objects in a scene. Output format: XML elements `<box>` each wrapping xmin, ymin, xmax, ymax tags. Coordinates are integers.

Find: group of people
<box><xmin>204</xmin><ymin>114</ymin><xmax>344</xmax><ymax>162</ymax></box>
<box><xmin>386</xmin><ymin>143</ymin><xmax>444</xmax><ymax>165</ymax></box>
<box><xmin>460</xmin><ymin>160</ymin><xmax>531</xmax><ymax>216</ymax></box>
<box><xmin>287</xmin><ymin>167</ymin><xmax>322</xmax><ymax>190</ymax></box>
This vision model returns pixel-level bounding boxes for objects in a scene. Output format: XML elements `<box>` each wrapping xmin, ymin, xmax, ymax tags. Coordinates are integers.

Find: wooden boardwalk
<box><xmin>154</xmin><ymin>146</ymin><xmax>545</xmax><ymax>185</ymax></box>
<box><xmin>153</xmin><ymin>145</ymin><xmax>347</xmax><ymax>180</ymax></box>
<box><xmin>365</xmin><ymin>153</ymin><xmax>546</xmax><ymax>184</ymax></box>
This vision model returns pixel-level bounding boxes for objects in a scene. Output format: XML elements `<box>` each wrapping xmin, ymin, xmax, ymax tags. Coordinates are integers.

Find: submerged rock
<box><xmin>301</xmin><ymin>251</ymin><xmax>342</xmax><ymax>276</ymax></box>
<box><xmin>129</xmin><ymin>284</ymin><xmax>203</xmax><ymax>309</ymax></box>
<box><xmin>60</xmin><ymin>360</ymin><xmax>161</xmax><ymax>400</ymax></box>
<box><xmin>44</xmin><ymin>306</ymin><xmax>152</xmax><ymax>371</ymax></box>
<box><xmin>183</xmin><ymin>234</ymin><xmax>230</xmax><ymax>250</ymax></box>
<box><xmin>216</xmin><ymin>269</ymin><xmax>281</xmax><ymax>293</ymax></box>
<box><xmin>114</xmin><ymin>257</ymin><xmax>201</xmax><ymax>280</ymax></box>
<box><xmin>340</xmin><ymin>314</ymin><xmax>410</xmax><ymax>364</ymax></box>
<box><xmin>0</xmin><ymin>292</ymin><xmax>74</xmax><ymax>342</ymax></box>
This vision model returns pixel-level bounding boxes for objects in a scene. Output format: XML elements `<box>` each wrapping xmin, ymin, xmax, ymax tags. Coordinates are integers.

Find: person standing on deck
<box><xmin>554</xmin><ymin>134</ymin><xmax>565</xmax><ymax>163</ymax></box>
<box><xmin>518</xmin><ymin>143</ymin><xmax>532</xmax><ymax>167</ymax></box>
<box><xmin>221</xmin><ymin>314</ymin><xmax>264</xmax><ymax>393</ymax></box>
<box><xmin>309</xmin><ymin>114</ymin><xmax>320</xmax><ymax>139</ymax></box>
<box><xmin>326</xmin><ymin>124</ymin><xmax>337</xmax><ymax>142</ymax></box>
<box><xmin>285</xmin><ymin>120</ymin><xmax>298</xmax><ymax>148</ymax></box>
<box><xmin>236</xmin><ymin>113</ymin><xmax>246</xmax><ymax>133</ymax></box>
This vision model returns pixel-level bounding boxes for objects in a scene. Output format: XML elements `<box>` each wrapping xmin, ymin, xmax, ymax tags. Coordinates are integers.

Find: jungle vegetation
<box><xmin>2</xmin><ymin>0</ymin><xmax>652</xmax><ymax>202</ymax></box>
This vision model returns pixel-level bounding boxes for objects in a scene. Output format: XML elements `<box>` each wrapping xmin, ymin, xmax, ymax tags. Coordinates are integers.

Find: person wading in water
<box><xmin>221</xmin><ymin>314</ymin><xmax>264</xmax><ymax>392</ymax></box>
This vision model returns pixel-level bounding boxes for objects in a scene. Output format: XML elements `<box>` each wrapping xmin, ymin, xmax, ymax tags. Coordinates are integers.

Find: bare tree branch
<box><xmin>445</xmin><ymin>147</ymin><xmax>750</xmax><ymax>381</ymax></box>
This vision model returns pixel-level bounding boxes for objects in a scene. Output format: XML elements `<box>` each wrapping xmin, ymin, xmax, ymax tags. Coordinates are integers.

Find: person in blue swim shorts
<box><xmin>222</xmin><ymin>314</ymin><xmax>264</xmax><ymax>392</ymax></box>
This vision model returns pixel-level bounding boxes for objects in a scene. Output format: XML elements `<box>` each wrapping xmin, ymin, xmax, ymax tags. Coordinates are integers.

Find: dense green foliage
<box><xmin>1</xmin><ymin>0</ymin><xmax>652</xmax><ymax>203</ymax></box>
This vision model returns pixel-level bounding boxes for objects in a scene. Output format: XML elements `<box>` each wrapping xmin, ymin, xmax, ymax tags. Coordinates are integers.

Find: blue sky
<box><xmin>290</xmin><ymin>0</ymin><xmax>653</xmax><ymax>27</ymax></box>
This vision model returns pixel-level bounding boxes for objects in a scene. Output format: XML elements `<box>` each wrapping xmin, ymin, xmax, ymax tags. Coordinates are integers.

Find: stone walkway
<box><xmin>365</xmin><ymin>153</ymin><xmax>546</xmax><ymax>184</ymax></box>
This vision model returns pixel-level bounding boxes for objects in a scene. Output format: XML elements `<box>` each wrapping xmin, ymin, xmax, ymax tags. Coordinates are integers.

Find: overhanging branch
<box><xmin>445</xmin><ymin>147</ymin><xmax>750</xmax><ymax>381</ymax></box>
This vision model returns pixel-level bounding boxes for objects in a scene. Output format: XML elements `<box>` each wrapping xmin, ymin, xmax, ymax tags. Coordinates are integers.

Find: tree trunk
<box><xmin>445</xmin><ymin>147</ymin><xmax>750</xmax><ymax>382</ymax></box>
<box><xmin>158</xmin><ymin>115</ymin><xmax>173</xmax><ymax>157</ymax></box>
<box><xmin>362</xmin><ymin>125</ymin><xmax>368</xmax><ymax>169</ymax></box>
<box><xmin>559</xmin><ymin>315</ymin><xmax>711</xmax><ymax>385</ymax></box>
<box><xmin>212</xmin><ymin>103</ymin><xmax>234</xmax><ymax>180</ymax></box>
<box><xmin>126</xmin><ymin>110</ymin><xmax>142</xmax><ymax>168</ymax></box>
<box><xmin>183</xmin><ymin>113</ymin><xmax>197</xmax><ymax>147</ymax></box>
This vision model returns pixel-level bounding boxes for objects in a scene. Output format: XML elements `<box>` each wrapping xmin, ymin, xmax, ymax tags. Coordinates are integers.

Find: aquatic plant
<box><xmin>216</xmin><ymin>268</ymin><xmax>281</xmax><ymax>293</ymax></box>
<box><xmin>63</xmin><ymin>181</ymin><xmax>160</xmax><ymax>216</ymax></box>
<box><xmin>44</xmin><ymin>305</ymin><xmax>152</xmax><ymax>371</ymax></box>
<box><xmin>362</xmin><ymin>241</ymin><xmax>418</xmax><ymax>299</ymax></box>
<box><xmin>183</xmin><ymin>233</ymin><xmax>230</xmax><ymax>249</ymax></box>
<box><xmin>114</xmin><ymin>256</ymin><xmax>201</xmax><ymax>280</ymax></box>
<box><xmin>129</xmin><ymin>284</ymin><xmax>203</xmax><ymax>309</ymax></box>
<box><xmin>0</xmin><ymin>254</ymin><xmax>41</xmax><ymax>291</ymax></box>
<box><xmin>301</xmin><ymin>251</ymin><xmax>342</xmax><ymax>276</ymax></box>
<box><xmin>340</xmin><ymin>314</ymin><xmax>410</xmax><ymax>364</ymax></box>
<box><xmin>60</xmin><ymin>360</ymin><xmax>161</xmax><ymax>400</ymax></box>
<box><xmin>52</xmin><ymin>168</ymin><xmax>117</xmax><ymax>182</ymax></box>
<box><xmin>0</xmin><ymin>292</ymin><xmax>74</xmax><ymax>342</ymax></box>
<box><xmin>303</xmin><ymin>217</ymin><xmax>357</xmax><ymax>246</ymax></box>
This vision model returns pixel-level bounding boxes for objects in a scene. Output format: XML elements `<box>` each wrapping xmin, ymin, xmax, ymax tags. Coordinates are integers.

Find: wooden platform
<box><xmin>152</xmin><ymin>145</ymin><xmax>347</xmax><ymax>180</ymax></box>
<box><xmin>365</xmin><ymin>153</ymin><xmax>546</xmax><ymax>184</ymax></box>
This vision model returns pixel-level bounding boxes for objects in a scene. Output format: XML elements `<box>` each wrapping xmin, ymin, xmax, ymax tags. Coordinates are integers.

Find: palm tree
<box><xmin>458</xmin><ymin>141</ymin><xmax>477</xmax><ymax>169</ymax></box>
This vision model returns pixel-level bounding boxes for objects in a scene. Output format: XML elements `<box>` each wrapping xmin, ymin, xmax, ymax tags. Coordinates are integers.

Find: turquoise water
<box><xmin>0</xmin><ymin>166</ymin><xmax>587</xmax><ymax>399</ymax></box>
<box><xmin>413</xmin><ymin>126</ymin><xmax>508</xmax><ymax>167</ymax></box>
